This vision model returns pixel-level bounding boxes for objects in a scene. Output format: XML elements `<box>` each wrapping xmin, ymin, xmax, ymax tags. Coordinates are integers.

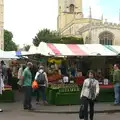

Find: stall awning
<box><xmin>0</xmin><ymin>50</ymin><xmax>30</xmax><ymax>59</ymax></box>
<box><xmin>105</xmin><ymin>45</ymin><xmax>120</xmax><ymax>55</ymax></box>
<box><xmin>0</xmin><ymin>51</ymin><xmax>19</xmax><ymax>59</ymax></box>
<box><xmin>28</xmin><ymin>45</ymin><xmax>39</xmax><ymax>55</ymax></box>
<box><xmin>37</xmin><ymin>42</ymin><xmax>116</xmax><ymax>56</ymax></box>
<box><xmin>84</xmin><ymin>44</ymin><xmax>116</xmax><ymax>56</ymax></box>
<box><xmin>47</xmin><ymin>43</ymin><xmax>88</xmax><ymax>56</ymax></box>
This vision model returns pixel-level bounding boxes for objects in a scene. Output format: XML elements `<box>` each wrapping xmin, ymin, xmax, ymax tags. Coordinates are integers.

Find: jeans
<box><xmin>36</xmin><ymin>86</ymin><xmax>46</xmax><ymax>102</ymax></box>
<box><xmin>23</xmin><ymin>86</ymin><xmax>32</xmax><ymax>109</ymax></box>
<box><xmin>82</xmin><ymin>96</ymin><xmax>94</xmax><ymax>120</ymax></box>
<box><xmin>114</xmin><ymin>83</ymin><xmax>120</xmax><ymax>104</ymax></box>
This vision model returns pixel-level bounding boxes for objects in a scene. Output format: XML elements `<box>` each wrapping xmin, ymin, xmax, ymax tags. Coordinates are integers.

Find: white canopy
<box><xmin>0</xmin><ymin>51</ymin><xmax>19</xmax><ymax>59</ymax></box>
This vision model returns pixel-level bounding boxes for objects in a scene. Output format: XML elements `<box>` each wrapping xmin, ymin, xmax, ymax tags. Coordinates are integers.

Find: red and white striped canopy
<box><xmin>36</xmin><ymin>42</ymin><xmax>116</xmax><ymax>56</ymax></box>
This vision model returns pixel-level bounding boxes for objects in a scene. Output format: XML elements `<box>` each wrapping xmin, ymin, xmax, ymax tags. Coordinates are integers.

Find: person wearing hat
<box><xmin>34</xmin><ymin>65</ymin><xmax>48</xmax><ymax>105</ymax></box>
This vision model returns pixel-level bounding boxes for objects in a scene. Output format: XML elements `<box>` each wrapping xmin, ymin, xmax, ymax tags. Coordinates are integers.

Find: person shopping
<box><xmin>0</xmin><ymin>64</ymin><xmax>4</xmax><ymax>112</ymax></box>
<box><xmin>113</xmin><ymin>64</ymin><xmax>120</xmax><ymax>105</ymax></box>
<box><xmin>22</xmin><ymin>62</ymin><xmax>33</xmax><ymax>110</ymax></box>
<box><xmin>80</xmin><ymin>70</ymin><xmax>100</xmax><ymax>120</ymax></box>
<box><xmin>34</xmin><ymin>65</ymin><xmax>48</xmax><ymax>105</ymax></box>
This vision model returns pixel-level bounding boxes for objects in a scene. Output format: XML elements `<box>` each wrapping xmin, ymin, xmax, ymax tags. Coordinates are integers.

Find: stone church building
<box><xmin>57</xmin><ymin>0</ymin><xmax>120</xmax><ymax>45</ymax></box>
<box><xmin>0</xmin><ymin>0</ymin><xmax>4</xmax><ymax>50</ymax></box>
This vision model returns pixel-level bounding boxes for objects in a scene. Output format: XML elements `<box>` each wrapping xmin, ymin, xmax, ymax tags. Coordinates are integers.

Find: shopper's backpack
<box><xmin>37</xmin><ymin>72</ymin><xmax>46</xmax><ymax>85</ymax></box>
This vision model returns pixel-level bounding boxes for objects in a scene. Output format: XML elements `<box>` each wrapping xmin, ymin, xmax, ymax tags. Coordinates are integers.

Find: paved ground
<box><xmin>1</xmin><ymin>111</ymin><xmax>120</xmax><ymax>120</ymax></box>
<box><xmin>1</xmin><ymin>91</ymin><xmax>120</xmax><ymax>113</ymax></box>
<box><xmin>0</xmin><ymin>91</ymin><xmax>120</xmax><ymax>119</ymax></box>
<box><xmin>1</xmin><ymin>101</ymin><xmax>120</xmax><ymax>113</ymax></box>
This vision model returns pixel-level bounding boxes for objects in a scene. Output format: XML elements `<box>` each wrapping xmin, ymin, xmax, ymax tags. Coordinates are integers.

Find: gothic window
<box><xmin>99</xmin><ymin>31</ymin><xmax>114</xmax><ymax>45</ymax></box>
<box><xmin>69</xmin><ymin>4</ymin><xmax>74</xmax><ymax>13</ymax></box>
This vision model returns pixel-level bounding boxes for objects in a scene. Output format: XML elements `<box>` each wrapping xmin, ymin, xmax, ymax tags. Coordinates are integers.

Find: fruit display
<box><xmin>49</xmin><ymin>84</ymin><xmax>80</xmax><ymax>92</ymax></box>
<box><xmin>47</xmin><ymin>74</ymin><xmax>62</xmax><ymax>82</ymax></box>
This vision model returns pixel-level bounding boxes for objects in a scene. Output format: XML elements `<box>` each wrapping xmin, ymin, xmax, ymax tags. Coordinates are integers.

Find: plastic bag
<box><xmin>32</xmin><ymin>80</ymin><xmax>38</xmax><ymax>89</ymax></box>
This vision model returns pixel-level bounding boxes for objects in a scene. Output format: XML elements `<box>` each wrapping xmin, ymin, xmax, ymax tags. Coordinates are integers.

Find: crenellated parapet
<box><xmin>78</xmin><ymin>21</ymin><xmax>120</xmax><ymax>34</ymax></box>
<box><xmin>92</xmin><ymin>22</ymin><xmax>120</xmax><ymax>28</ymax></box>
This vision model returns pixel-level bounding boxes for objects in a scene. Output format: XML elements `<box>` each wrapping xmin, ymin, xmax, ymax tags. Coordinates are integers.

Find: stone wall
<box><xmin>0</xmin><ymin>0</ymin><xmax>4</xmax><ymax>50</ymax></box>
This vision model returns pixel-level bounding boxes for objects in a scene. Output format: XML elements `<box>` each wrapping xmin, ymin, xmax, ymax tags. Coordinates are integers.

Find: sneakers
<box><xmin>28</xmin><ymin>107</ymin><xmax>34</xmax><ymax>111</ymax></box>
<box><xmin>24</xmin><ymin>107</ymin><xmax>34</xmax><ymax>110</ymax></box>
<box><xmin>113</xmin><ymin>103</ymin><xmax>120</xmax><ymax>106</ymax></box>
<box><xmin>24</xmin><ymin>107</ymin><xmax>28</xmax><ymax>110</ymax></box>
<box><xmin>36</xmin><ymin>101</ymin><xmax>40</xmax><ymax>104</ymax></box>
<box><xmin>0</xmin><ymin>109</ymin><xmax>3</xmax><ymax>112</ymax></box>
<box><xmin>43</xmin><ymin>101</ymin><xmax>48</xmax><ymax>105</ymax></box>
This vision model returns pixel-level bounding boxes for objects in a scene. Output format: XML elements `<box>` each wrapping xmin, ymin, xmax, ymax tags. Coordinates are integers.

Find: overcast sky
<box><xmin>4</xmin><ymin>0</ymin><xmax>120</xmax><ymax>46</ymax></box>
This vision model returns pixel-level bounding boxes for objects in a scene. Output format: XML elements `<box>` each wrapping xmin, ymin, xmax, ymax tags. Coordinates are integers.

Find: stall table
<box><xmin>97</xmin><ymin>84</ymin><xmax>114</xmax><ymax>102</ymax></box>
<box><xmin>0</xmin><ymin>85</ymin><xmax>14</xmax><ymax>102</ymax></box>
<box><xmin>46</xmin><ymin>83</ymin><xmax>114</xmax><ymax>105</ymax></box>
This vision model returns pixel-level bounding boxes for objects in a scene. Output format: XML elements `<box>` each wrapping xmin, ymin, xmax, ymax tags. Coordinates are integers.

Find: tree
<box><xmin>4</xmin><ymin>30</ymin><xmax>18</xmax><ymax>51</ymax></box>
<box><xmin>33</xmin><ymin>28</ymin><xmax>84</xmax><ymax>46</ymax></box>
<box><xmin>61</xmin><ymin>36</ymin><xmax>84</xmax><ymax>44</ymax></box>
<box><xmin>33</xmin><ymin>29</ymin><xmax>61</xmax><ymax>46</ymax></box>
<box><xmin>23</xmin><ymin>45</ymin><xmax>30</xmax><ymax>51</ymax></box>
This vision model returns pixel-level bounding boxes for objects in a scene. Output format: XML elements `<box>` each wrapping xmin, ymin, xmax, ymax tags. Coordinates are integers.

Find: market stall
<box><xmin>46</xmin><ymin>83</ymin><xmax>114</xmax><ymax>105</ymax></box>
<box><xmin>0</xmin><ymin>50</ymin><xmax>29</xmax><ymax>102</ymax></box>
<box><xmin>28</xmin><ymin>42</ymin><xmax>119</xmax><ymax>104</ymax></box>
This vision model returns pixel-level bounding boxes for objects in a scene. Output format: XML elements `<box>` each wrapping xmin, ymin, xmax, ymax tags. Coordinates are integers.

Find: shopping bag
<box><xmin>32</xmin><ymin>80</ymin><xmax>38</xmax><ymax>89</ymax></box>
<box><xmin>79</xmin><ymin>104</ymin><xmax>84</xmax><ymax>119</ymax></box>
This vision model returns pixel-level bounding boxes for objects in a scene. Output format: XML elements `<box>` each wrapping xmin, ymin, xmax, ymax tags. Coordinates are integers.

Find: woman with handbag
<box><xmin>80</xmin><ymin>70</ymin><xmax>100</xmax><ymax>120</ymax></box>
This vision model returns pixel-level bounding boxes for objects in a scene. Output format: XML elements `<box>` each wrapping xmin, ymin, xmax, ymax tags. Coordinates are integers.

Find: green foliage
<box><xmin>33</xmin><ymin>29</ymin><xmax>61</xmax><ymax>46</ymax></box>
<box><xmin>61</xmin><ymin>37</ymin><xmax>84</xmax><ymax>44</ymax></box>
<box><xmin>4</xmin><ymin>30</ymin><xmax>18</xmax><ymax>51</ymax></box>
<box><xmin>24</xmin><ymin>45</ymin><xmax>30</xmax><ymax>51</ymax></box>
<box><xmin>33</xmin><ymin>28</ymin><xmax>84</xmax><ymax>46</ymax></box>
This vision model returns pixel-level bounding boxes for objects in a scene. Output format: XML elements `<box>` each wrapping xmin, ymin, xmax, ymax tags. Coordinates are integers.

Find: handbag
<box><xmin>79</xmin><ymin>104</ymin><xmax>84</xmax><ymax>119</ymax></box>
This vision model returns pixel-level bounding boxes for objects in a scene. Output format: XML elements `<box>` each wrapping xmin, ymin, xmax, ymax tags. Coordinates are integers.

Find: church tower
<box><xmin>57</xmin><ymin>0</ymin><xmax>83</xmax><ymax>32</ymax></box>
<box><xmin>0</xmin><ymin>0</ymin><xmax>4</xmax><ymax>50</ymax></box>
